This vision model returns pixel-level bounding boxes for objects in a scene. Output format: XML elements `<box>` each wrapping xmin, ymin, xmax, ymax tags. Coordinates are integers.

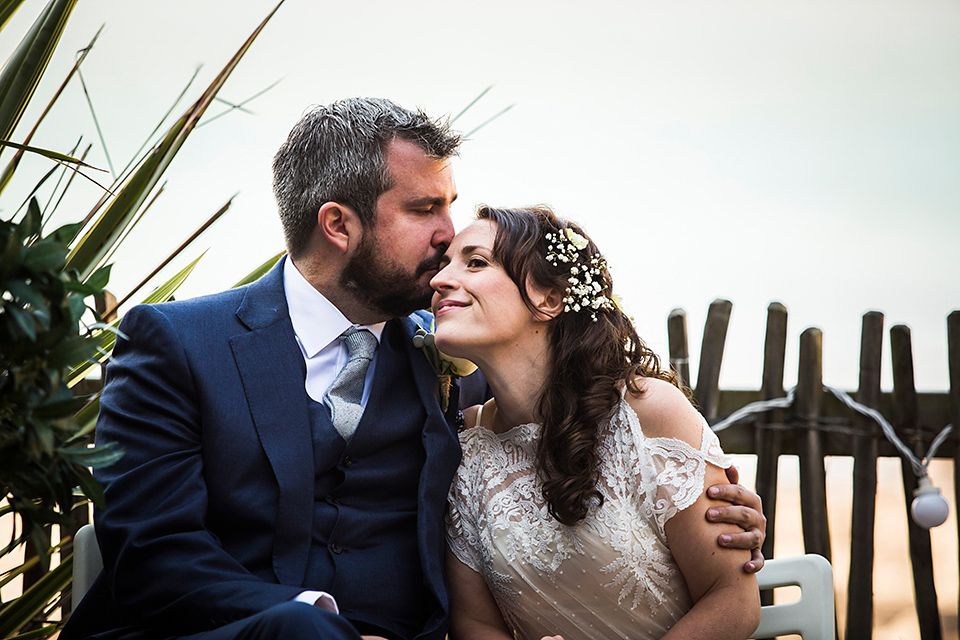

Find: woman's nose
<box><xmin>430</xmin><ymin>263</ymin><xmax>455</xmax><ymax>291</ymax></box>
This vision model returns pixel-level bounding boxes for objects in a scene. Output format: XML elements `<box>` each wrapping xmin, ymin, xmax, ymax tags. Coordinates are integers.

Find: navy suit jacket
<box><xmin>62</xmin><ymin>259</ymin><xmax>462</xmax><ymax>639</ymax></box>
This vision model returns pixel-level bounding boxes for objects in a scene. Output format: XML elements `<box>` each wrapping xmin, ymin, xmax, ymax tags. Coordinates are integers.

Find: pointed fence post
<box><xmin>948</xmin><ymin>311</ymin><xmax>960</xmax><ymax>623</ymax></box>
<box><xmin>796</xmin><ymin>327</ymin><xmax>832</xmax><ymax>561</ymax></box>
<box><xmin>695</xmin><ymin>299</ymin><xmax>732</xmax><ymax>421</ymax></box>
<box><xmin>668</xmin><ymin>309</ymin><xmax>691</xmax><ymax>390</ymax></box>
<box><xmin>846</xmin><ymin>311</ymin><xmax>883</xmax><ymax>639</ymax></box>
<box><xmin>890</xmin><ymin>324</ymin><xmax>942</xmax><ymax>640</ymax></box>
<box><xmin>755</xmin><ymin>302</ymin><xmax>787</xmax><ymax>606</ymax></box>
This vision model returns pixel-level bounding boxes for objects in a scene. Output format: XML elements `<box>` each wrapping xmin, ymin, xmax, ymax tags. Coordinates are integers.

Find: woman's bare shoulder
<box><xmin>625</xmin><ymin>376</ymin><xmax>704</xmax><ymax>447</ymax></box>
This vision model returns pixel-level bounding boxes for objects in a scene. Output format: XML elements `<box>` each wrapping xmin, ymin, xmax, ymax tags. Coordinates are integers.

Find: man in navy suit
<box><xmin>62</xmin><ymin>98</ymin><xmax>766</xmax><ymax>640</ymax></box>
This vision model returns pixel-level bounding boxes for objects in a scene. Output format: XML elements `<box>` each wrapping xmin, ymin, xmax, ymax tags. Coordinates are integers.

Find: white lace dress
<box><xmin>445</xmin><ymin>395</ymin><xmax>732</xmax><ymax>640</ymax></box>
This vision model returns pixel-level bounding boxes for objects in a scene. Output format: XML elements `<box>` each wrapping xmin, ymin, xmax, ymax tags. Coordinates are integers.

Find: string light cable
<box><xmin>710</xmin><ymin>385</ymin><xmax>953</xmax><ymax>529</ymax></box>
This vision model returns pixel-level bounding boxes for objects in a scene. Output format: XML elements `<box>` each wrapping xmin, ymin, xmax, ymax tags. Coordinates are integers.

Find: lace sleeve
<box><xmin>445</xmin><ymin>434</ymin><xmax>484</xmax><ymax>574</ymax></box>
<box><xmin>641</xmin><ymin>415</ymin><xmax>733</xmax><ymax>538</ymax></box>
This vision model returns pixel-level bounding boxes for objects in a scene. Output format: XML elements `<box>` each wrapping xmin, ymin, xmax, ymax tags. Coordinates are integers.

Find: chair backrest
<box><xmin>73</xmin><ymin>523</ymin><xmax>103</xmax><ymax>604</ymax></box>
<box><xmin>753</xmin><ymin>554</ymin><xmax>835</xmax><ymax>639</ymax></box>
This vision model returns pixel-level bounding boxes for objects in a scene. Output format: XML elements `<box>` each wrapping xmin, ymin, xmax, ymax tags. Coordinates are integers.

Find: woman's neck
<box><xmin>473</xmin><ymin>334</ymin><xmax>551</xmax><ymax>433</ymax></box>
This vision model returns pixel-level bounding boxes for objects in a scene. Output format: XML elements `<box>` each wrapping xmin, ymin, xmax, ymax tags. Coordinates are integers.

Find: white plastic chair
<box><xmin>72</xmin><ymin>523</ymin><xmax>103</xmax><ymax>604</ymax></box>
<box><xmin>753</xmin><ymin>554</ymin><xmax>835</xmax><ymax>639</ymax></box>
<box><xmin>70</xmin><ymin>526</ymin><xmax>837</xmax><ymax>638</ymax></box>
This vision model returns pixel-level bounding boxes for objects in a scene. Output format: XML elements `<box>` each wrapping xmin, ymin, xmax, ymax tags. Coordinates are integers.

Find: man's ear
<box><xmin>532</xmin><ymin>286</ymin><xmax>565</xmax><ymax>321</ymax></box>
<box><xmin>317</xmin><ymin>201</ymin><xmax>362</xmax><ymax>253</ymax></box>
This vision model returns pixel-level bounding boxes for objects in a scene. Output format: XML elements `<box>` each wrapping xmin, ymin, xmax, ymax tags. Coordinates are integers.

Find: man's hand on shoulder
<box><xmin>705</xmin><ymin>465</ymin><xmax>767</xmax><ymax>573</ymax></box>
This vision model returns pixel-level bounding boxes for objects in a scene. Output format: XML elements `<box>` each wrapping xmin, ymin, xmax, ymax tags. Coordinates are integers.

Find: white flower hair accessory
<box><xmin>544</xmin><ymin>227</ymin><xmax>615</xmax><ymax>322</ymax></box>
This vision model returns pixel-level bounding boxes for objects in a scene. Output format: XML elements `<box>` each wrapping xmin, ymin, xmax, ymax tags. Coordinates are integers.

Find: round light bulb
<box><xmin>911</xmin><ymin>476</ymin><xmax>949</xmax><ymax>529</ymax></box>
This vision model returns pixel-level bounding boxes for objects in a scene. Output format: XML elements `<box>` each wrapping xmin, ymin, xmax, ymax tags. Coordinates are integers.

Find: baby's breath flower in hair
<box><xmin>544</xmin><ymin>228</ymin><xmax>615</xmax><ymax>322</ymax></box>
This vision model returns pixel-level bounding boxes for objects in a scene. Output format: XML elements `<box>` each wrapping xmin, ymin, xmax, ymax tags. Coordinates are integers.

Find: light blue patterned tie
<box><xmin>324</xmin><ymin>327</ymin><xmax>377</xmax><ymax>440</ymax></box>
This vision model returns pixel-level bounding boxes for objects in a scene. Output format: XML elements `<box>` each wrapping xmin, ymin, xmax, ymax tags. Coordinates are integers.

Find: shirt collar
<box><xmin>283</xmin><ymin>258</ymin><xmax>385</xmax><ymax>357</ymax></box>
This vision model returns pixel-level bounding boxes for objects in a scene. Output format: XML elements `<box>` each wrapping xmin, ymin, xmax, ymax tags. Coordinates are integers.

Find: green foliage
<box><xmin>0</xmin><ymin>0</ymin><xmax>288</xmax><ymax>634</ymax></box>
<box><xmin>0</xmin><ymin>1</ymin><xmax>28</xmax><ymax>32</ymax></box>
<box><xmin>0</xmin><ymin>554</ymin><xmax>72</xmax><ymax>638</ymax></box>
<box><xmin>0</xmin><ymin>199</ymin><xmax>121</xmax><ymax>567</ymax></box>
<box><xmin>0</xmin><ymin>0</ymin><xmax>77</xmax><ymax>152</ymax></box>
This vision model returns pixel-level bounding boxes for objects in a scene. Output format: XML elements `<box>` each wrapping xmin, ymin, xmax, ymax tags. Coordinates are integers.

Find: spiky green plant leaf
<box><xmin>108</xmin><ymin>197</ymin><xmax>233</xmax><ymax>312</ymax></box>
<box><xmin>9</xmin><ymin>625</ymin><xmax>59</xmax><ymax>640</ymax></box>
<box><xmin>0</xmin><ymin>0</ymin><xmax>27</xmax><ymax>31</ymax></box>
<box><xmin>67</xmin><ymin>253</ymin><xmax>204</xmax><ymax>387</ymax></box>
<box><xmin>67</xmin><ymin>461</ymin><xmax>108</xmax><ymax>506</ymax></box>
<box><xmin>0</xmin><ymin>28</ymin><xmax>101</xmax><ymax>196</ymax></box>
<box><xmin>0</xmin><ymin>554</ymin><xmax>71</xmax><ymax>638</ymax></box>
<box><xmin>0</xmin><ymin>138</ymin><xmax>96</xmax><ymax>168</ymax></box>
<box><xmin>0</xmin><ymin>0</ymin><xmax>77</xmax><ymax>147</ymax></box>
<box><xmin>59</xmin><ymin>443</ymin><xmax>122</xmax><ymax>471</ymax></box>
<box><xmin>234</xmin><ymin>252</ymin><xmax>284</xmax><ymax>288</ymax></box>
<box><xmin>65</xmin><ymin>1</ymin><xmax>285</xmax><ymax>281</ymax></box>
<box><xmin>67</xmin><ymin>395</ymin><xmax>99</xmax><ymax>442</ymax></box>
<box><xmin>134</xmin><ymin>251</ymin><xmax>205</xmax><ymax>305</ymax></box>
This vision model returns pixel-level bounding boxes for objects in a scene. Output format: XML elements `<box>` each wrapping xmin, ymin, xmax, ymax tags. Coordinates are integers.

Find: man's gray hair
<box><xmin>272</xmin><ymin>97</ymin><xmax>461</xmax><ymax>258</ymax></box>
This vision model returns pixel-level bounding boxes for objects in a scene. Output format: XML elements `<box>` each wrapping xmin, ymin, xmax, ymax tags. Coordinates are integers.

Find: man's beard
<box><xmin>340</xmin><ymin>232</ymin><xmax>445</xmax><ymax>319</ymax></box>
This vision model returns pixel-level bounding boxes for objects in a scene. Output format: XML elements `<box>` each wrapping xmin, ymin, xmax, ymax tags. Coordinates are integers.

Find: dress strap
<box><xmin>475</xmin><ymin>403</ymin><xmax>484</xmax><ymax>428</ymax></box>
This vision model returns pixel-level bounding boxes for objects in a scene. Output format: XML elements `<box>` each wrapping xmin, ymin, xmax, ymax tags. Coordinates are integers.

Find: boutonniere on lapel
<box><xmin>412</xmin><ymin>324</ymin><xmax>477</xmax><ymax>412</ymax></box>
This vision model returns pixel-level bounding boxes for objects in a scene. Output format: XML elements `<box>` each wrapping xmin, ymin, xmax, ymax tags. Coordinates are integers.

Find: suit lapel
<box><xmin>229</xmin><ymin>258</ymin><xmax>313</xmax><ymax>586</ymax></box>
<box><xmin>399</xmin><ymin>315</ymin><xmax>462</xmax><ymax>628</ymax></box>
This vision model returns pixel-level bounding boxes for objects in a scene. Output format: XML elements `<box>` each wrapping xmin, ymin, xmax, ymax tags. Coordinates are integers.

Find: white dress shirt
<box><xmin>282</xmin><ymin>258</ymin><xmax>385</xmax><ymax>613</ymax></box>
<box><xmin>283</xmin><ymin>259</ymin><xmax>385</xmax><ymax>407</ymax></box>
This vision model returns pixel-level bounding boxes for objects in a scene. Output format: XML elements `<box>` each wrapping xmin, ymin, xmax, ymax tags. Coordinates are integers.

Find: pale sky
<box><xmin>3</xmin><ymin>0</ymin><xmax>958</xmax><ymax>392</ymax></box>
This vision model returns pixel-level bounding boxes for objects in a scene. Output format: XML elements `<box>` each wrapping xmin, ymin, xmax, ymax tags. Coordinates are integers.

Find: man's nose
<box><xmin>433</xmin><ymin>210</ymin><xmax>455</xmax><ymax>249</ymax></box>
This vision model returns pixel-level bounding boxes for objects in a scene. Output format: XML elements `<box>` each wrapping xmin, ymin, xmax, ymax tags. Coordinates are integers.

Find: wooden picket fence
<box><xmin>668</xmin><ymin>300</ymin><xmax>959</xmax><ymax>640</ymax></box>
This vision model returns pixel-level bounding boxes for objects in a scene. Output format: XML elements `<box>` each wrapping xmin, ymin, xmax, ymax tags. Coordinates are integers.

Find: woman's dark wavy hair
<box><xmin>477</xmin><ymin>205</ymin><xmax>684</xmax><ymax>526</ymax></box>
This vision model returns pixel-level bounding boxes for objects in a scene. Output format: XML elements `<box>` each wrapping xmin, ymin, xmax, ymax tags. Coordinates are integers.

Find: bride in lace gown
<box><xmin>430</xmin><ymin>206</ymin><xmax>762</xmax><ymax>640</ymax></box>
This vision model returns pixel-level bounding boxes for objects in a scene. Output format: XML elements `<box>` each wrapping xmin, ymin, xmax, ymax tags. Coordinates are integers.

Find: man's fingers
<box><xmin>707</xmin><ymin>483</ymin><xmax>762</xmax><ymax>511</ymax></box>
<box><xmin>744</xmin><ymin>548</ymin><xmax>765</xmax><ymax>573</ymax></box>
<box><xmin>717</xmin><ymin>523</ymin><xmax>766</xmax><ymax>573</ymax></box>
<box><xmin>707</xmin><ymin>478</ymin><xmax>768</xmax><ymax>560</ymax></box>
<box><xmin>707</xmin><ymin>503</ymin><xmax>764</xmax><ymax>528</ymax></box>
<box><xmin>724</xmin><ymin>464</ymin><xmax>740</xmax><ymax>485</ymax></box>
<box><xmin>717</xmin><ymin>528</ymin><xmax>764</xmax><ymax>551</ymax></box>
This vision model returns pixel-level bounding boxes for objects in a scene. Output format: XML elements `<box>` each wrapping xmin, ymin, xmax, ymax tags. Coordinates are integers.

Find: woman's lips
<box><xmin>435</xmin><ymin>300</ymin><xmax>468</xmax><ymax>316</ymax></box>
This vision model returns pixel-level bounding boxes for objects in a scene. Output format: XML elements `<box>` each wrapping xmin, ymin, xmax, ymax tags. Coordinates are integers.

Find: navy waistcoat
<box><xmin>304</xmin><ymin>320</ymin><xmax>430</xmax><ymax>640</ymax></box>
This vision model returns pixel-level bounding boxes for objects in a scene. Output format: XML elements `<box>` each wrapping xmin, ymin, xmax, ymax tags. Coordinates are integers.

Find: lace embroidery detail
<box><xmin>446</xmin><ymin>476</ymin><xmax>524</xmax><ymax>630</ymax></box>
<box><xmin>587</xmin><ymin>415</ymin><xmax>673</xmax><ymax>614</ymax></box>
<box><xmin>448</xmin><ymin>425</ymin><xmax>585</xmax><ymax>576</ymax></box>
<box><xmin>445</xmin><ymin>397</ymin><xmax>732</xmax><ymax>622</ymax></box>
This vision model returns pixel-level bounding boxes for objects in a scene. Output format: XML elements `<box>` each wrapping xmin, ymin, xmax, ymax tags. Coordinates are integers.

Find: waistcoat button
<box><xmin>331</xmin><ymin>543</ymin><xmax>342</xmax><ymax>554</ymax></box>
